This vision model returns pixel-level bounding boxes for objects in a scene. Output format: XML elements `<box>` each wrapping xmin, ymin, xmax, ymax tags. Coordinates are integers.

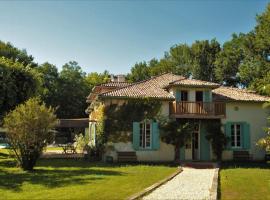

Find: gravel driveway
<box><xmin>143</xmin><ymin>167</ymin><xmax>216</xmax><ymax>200</ymax></box>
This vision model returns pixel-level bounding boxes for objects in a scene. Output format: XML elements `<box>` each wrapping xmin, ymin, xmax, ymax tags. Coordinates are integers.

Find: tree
<box><xmin>0</xmin><ymin>40</ymin><xmax>37</xmax><ymax>68</ymax></box>
<box><xmin>0</xmin><ymin>57</ymin><xmax>40</xmax><ymax>120</ymax></box>
<box><xmin>37</xmin><ymin>62</ymin><xmax>59</xmax><ymax>108</ymax></box>
<box><xmin>160</xmin><ymin>120</ymin><xmax>193</xmax><ymax>162</ymax></box>
<box><xmin>257</xmin><ymin>102</ymin><xmax>270</xmax><ymax>152</ymax></box>
<box><xmin>214</xmin><ymin>33</ymin><xmax>246</xmax><ymax>86</ymax></box>
<box><xmin>127</xmin><ymin>62</ymin><xmax>151</xmax><ymax>82</ymax></box>
<box><xmin>191</xmin><ymin>39</ymin><xmax>221</xmax><ymax>81</ymax></box>
<box><xmin>85</xmin><ymin>71</ymin><xmax>110</xmax><ymax>90</ymax></box>
<box><xmin>3</xmin><ymin>98</ymin><xmax>57</xmax><ymax>171</ymax></box>
<box><xmin>56</xmin><ymin>61</ymin><xmax>90</xmax><ymax>118</ymax></box>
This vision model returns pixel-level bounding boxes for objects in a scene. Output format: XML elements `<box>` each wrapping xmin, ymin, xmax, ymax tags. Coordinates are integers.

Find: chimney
<box><xmin>110</xmin><ymin>74</ymin><xmax>125</xmax><ymax>82</ymax></box>
<box><xmin>117</xmin><ymin>75</ymin><xmax>125</xmax><ymax>82</ymax></box>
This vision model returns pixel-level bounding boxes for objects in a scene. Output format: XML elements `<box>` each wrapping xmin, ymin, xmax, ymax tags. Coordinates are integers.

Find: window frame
<box><xmin>139</xmin><ymin>121</ymin><xmax>152</xmax><ymax>149</ymax></box>
<box><xmin>231</xmin><ymin>123</ymin><xmax>242</xmax><ymax>148</ymax></box>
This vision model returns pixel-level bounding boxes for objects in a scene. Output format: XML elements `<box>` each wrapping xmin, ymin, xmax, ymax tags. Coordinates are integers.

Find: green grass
<box><xmin>0</xmin><ymin>149</ymin><xmax>177</xmax><ymax>200</ymax></box>
<box><xmin>219</xmin><ymin>162</ymin><xmax>270</xmax><ymax>200</ymax></box>
<box><xmin>44</xmin><ymin>146</ymin><xmax>63</xmax><ymax>151</ymax></box>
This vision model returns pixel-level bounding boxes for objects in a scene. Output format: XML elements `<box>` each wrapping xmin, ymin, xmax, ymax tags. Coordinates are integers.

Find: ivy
<box><xmin>103</xmin><ymin>99</ymin><xmax>162</xmax><ymax>143</ymax></box>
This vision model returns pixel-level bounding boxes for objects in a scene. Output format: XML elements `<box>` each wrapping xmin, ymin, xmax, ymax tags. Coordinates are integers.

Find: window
<box><xmin>181</xmin><ymin>91</ymin><xmax>188</xmax><ymax>101</ymax></box>
<box><xmin>231</xmin><ymin>124</ymin><xmax>241</xmax><ymax>148</ymax></box>
<box><xmin>139</xmin><ymin>121</ymin><xmax>151</xmax><ymax>148</ymax></box>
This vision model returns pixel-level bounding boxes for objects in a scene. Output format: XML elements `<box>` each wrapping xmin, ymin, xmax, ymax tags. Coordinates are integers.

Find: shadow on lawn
<box><xmin>0</xmin><ymin>159</ymin><xmax>124</xmax><ymax>192</ymax></box>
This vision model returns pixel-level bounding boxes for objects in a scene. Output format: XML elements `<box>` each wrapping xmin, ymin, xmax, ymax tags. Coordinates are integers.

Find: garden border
<box><xmin>127</xmin><ymin>167</ymin><xmax>183</xmax><ymax>200</ymax></box>
<box><xmin>210</xmin><ymin>167</ymin><xmax>219</xmax><ymax>200</ymax></box>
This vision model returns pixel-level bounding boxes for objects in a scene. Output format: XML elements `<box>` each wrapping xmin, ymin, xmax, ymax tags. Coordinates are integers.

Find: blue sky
<box><xmin>0</xmin><ymin>0</ymin><xmax>268</xmax><ymax>74</ymax></box>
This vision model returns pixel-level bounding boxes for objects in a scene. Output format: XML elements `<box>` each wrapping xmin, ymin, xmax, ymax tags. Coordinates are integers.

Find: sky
<box><xmin>0</xmin><ymin>0</ymin><xmax>269</xmax><ymax>74</ymax></box>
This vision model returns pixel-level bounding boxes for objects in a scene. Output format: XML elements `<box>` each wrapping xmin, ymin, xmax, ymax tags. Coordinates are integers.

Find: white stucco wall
<box><xmin>221</xmin><ymin>102</ymin><xmax>269</xmax><ymax>161</ymax></box>
<box><xmin>169</xmin><ymin>87</ymin><xmax>212</xmax><ymax>102</ymax></box>
<box><xmin>104</xmin><ymin>140</ymin><xmax>175</xmax><ymax>162</ymax></box>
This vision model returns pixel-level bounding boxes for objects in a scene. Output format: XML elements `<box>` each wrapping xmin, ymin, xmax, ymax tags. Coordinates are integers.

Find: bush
<box><xmin>3</xmin><ymin>98</ymin><xmax>57</xmax><ymax>171</ymax></box>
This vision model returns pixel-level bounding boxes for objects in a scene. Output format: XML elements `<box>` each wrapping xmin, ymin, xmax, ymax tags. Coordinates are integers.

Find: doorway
<box><xmin>184</xmin><ymin>122</ymin><xmax>200</xmax><ymax>160</ymax></box>
<box><xmin>195</xmin><ymin>91</ymin><xmax>203</xmax><ymax>102</ymax></box>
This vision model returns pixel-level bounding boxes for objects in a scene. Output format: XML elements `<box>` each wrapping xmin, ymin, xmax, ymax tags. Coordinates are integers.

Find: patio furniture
<box><xmin>58</xmin><ymin>143</ymin><xmax>77</xmax><ymax>154</ymax></box>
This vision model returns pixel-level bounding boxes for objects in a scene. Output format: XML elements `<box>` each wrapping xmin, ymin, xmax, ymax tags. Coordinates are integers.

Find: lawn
<box><xmin>44</xmin><ymin>146</ymin><xmax>64</xmax><ymax>151</ymax></box>
<box><xmin>219</xmin><ymin>162</ymin><xmax>270</xmax><ymax>200</ymax></box>
<box><xmin>0</xmin><ymin>149</ymin><xmax>177</xmax><ymax>200</ymax></box>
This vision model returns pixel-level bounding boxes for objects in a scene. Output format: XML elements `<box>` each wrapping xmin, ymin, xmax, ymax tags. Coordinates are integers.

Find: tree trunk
<box><xmin>21</xmin><ymin>152</ymin><xmax>40</xmax><ymax>171</ymax></box>
<box><xmin>174</xmin><ymin>143</ymin><xmax>180</xmax><ymax>163</ymax></box>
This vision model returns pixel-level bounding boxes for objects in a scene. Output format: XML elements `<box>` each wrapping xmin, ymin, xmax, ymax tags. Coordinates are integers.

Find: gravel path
<box><xmin>143</xmin><ymin>167</ymin><xmax>216</xmax><ymax>200</ymax></box>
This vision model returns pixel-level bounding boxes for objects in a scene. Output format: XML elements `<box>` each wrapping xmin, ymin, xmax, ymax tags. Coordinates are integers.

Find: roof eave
<box><xmin>99</xmin><ymin>95</ymin><xmax>175</xmax><ymax>101</ymax></box>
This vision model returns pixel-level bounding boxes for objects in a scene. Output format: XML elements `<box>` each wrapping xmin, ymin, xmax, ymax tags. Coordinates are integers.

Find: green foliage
<box><xmin>104</xmin><ymin>99</ymin><xmax>162</xmax><ymax>143</ymax></box>
<box><xmin>126</xmin><ymin>62</ymin><xmax>151</xmax><ymax>82</ymax></box>
<box><xmin>191</xmin><ymin>39</ymin><xmax>221</xmax><ymax>81</ymax></box>
<box><xmin>127</xmin><ymin>41</ymin><xmax>220</xmax><ymax>82</ymax></box>
<box><xmin>85</xmin><ymin>71</ymin><xmax>110</xmax><ymax>89</ymax></box>
<box><xmin>160</xmin><ymin>119</ymin><xmax>193</xmax><ymax>161</ymax></box>
<box><xmin>74</xmin><ymin>133</ymin><xmax>89</xmax><ymax>152</ymax></box>
<box><xmin>0</xmin><ymin>40</ymin><xmax>37</xmax><ymax>67</ymax></box>
<box><xmin>0</xmin><ymin>57</ymin><xmax>40</xmax><ymax>120</ymax></box>
<box><xmin>55</xmin><ymin>61</ymin><xmax>90</xmax><ymax>118</ymax></box>
<box><xmin>257</xmin><ymin>112</ymin><xmax>270</xmax><ymax>152</ymax></box>
<box><xmin>205</xmin><ymin>120</ymin><xmax>227</xmax><ymax>161</ymax></box>
<box><xmin>3</xmin><ymin>98</ymin><xmax>57</xmax><ymax>171</ymax></box>
<box><xmin>37</xmin><ymin>62</ymin><xmax>59</xmax><ymax>108</ymax></box>
<box><xmin>214</xmin><ymin>33</ymin><xmax>246</xmax><ymax>86</ymax></box>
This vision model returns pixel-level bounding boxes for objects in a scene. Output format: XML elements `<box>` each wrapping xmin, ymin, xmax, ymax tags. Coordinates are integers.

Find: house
<box><xmin>87</xmin><ymin>73</ymin><xmax>270</xmax><ymax>162</ymax></box>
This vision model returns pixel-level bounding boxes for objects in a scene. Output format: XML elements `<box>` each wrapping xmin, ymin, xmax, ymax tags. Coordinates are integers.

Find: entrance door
<box><xmin>192</xmin><ymin>123</ymin><xmax>200</xmax><ymax>160</ymax></box>
<box><xmin>184</xmin><ymin>123</ymin><xmax>200</xmax><ymax>160</ymax></box>
<box><xmin>192</xmin><ymin>132</ymin><xmax>199</xmax><ymax>160</ymax></box>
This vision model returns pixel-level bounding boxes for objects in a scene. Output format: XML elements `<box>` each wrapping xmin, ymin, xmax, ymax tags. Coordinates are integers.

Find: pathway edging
<box><xmin>127</xmin><ymin>167</ymin><xmax>183</xmax><ymax>200</ymax></box>
<box><xmin>210</xmin><ymin>167</ymin><xmax>219</xmax><ymax>200</ymax></box>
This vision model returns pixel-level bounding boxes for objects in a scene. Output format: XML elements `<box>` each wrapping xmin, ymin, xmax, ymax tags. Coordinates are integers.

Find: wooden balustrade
<box><xmin>169</xmin><ymin>101</ymin><xmax>225</xmax><ymax>117</ymax></box>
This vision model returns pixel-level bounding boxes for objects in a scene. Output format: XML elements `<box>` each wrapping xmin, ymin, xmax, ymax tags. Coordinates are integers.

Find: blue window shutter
<box><xmin>243</xmin><ymin>122</ymin><xmax>250</xmax><ymax>149</ymax></box>
<box><xmin>203</xmin><ymin>90</ymin><xmax>211</xmax><ymax>102</ymax></box>
<box><xmin>225</xmin><ymin>122</ymin><xmax>232</xmax><ymax>149</ymax></box>
<box><xmin>175</xmin><ymin>90</ymin><xmax>181</xmax><ymax>102</ymax></box>
<box><xmin>152</xmin><ymin>122</ymin><xmax>160</xmax><ymax>150</ymax></box>
<box><xmin>132</xmin><ymin>122</ymin><xmax>140</xmax><ymax>150</ymax></box>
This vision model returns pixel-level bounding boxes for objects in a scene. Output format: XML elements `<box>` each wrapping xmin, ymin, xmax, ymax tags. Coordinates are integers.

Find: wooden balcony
<box><xmin>169</xmin><ymin>101</ymin><xmax>226</xmax><ymax>119</ymax></box>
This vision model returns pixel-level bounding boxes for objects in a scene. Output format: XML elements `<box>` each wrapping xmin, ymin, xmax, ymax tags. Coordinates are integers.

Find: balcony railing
<box><xmin>169</xmin><ymin>101</ymin><xmax>226</xmax><ymax>118</ymax></box>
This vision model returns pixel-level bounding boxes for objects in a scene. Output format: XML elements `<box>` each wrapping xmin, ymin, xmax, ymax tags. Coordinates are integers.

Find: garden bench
<box><xmin>117</xmin><ymin>151</ymin><xmax>137</xmax><ymax>162</ymax></box>
<box><xmin>233</xmin><ymin>150</ymin><xmax>251</xmax><ymax>161</ymax></box>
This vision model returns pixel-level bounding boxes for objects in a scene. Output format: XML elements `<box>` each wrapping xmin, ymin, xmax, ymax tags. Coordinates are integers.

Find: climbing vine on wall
<box><xmin>205</xmin><ymin>119</ymin><xmax>227</xmax><ymax>161</ymax></box>
<box><xmin>103</xmin><ymin>99</ymin><xmax>162</xmax><ymax>143</ymax></box>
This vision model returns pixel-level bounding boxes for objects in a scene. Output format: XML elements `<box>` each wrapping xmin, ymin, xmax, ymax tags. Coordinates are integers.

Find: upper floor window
<box><xmin>231</xmin><ymin>123</ymin><xmax>241</xmax><ymax>148</ymax></box>
<box><xmin>139</xmin><ymin>121</ymin><xmax>151</xmax><ymax>148</ymax></box>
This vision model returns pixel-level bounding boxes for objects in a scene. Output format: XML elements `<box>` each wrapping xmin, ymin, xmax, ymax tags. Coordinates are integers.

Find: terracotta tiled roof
<box><xmin>92</xmin><ymin>73</ymin><xmax>269</xmax><ymax>102</ymax></box>
<box><xmin>100</xmin><ymin>73</ymin><xmax>184</xmax><ymax>100</ymax></box>
<box><xmin>166</xmin><ymin>78</ymin><xmax>220</xmax><ymax>88</ymax></box>
<box><xmin>99</xmin><ymin>82</ymin><xmax>132</xmax><ymax>87</ymax></box>
<box><xmin>213</xmin><ymin>86</ymin><xmax>270</xmax><ymax>102</ymax></box>
<box><xmin>86</xmin><ymin>82</ymin><xmax>132</xmax><ymax>103</ymax></box>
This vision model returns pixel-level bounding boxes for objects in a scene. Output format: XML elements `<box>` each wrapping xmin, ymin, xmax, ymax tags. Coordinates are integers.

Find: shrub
<box><xmin>3</xmin><ymin>98</ymin><xmax>57</xmax><ymax>171</ymax></box>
